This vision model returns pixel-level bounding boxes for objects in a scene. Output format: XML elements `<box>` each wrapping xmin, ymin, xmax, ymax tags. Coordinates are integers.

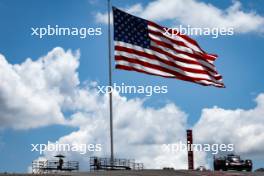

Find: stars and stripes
<box><xmin>113</xmin><ymin>7</ymin><xmax>225</xmax><ymax>88</ymax></box>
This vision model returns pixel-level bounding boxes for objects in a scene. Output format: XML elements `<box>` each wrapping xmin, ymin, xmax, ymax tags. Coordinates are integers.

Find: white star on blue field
<box><xmin>0</xmin><ymin>0</ymin><xmax>264</xmax><ymax>172</ymax></box>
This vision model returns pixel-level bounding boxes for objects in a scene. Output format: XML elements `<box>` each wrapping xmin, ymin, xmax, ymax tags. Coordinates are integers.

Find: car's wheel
<box><xmin>246</xmin><ymin>168</ymin><xmax>252</xmax><ymax>172</ymax></box>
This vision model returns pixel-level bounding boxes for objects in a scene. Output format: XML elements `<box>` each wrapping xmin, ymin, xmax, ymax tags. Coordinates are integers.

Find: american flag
<box><xmin>113</xmin><ymin>7</ymin><xmax>225</xmax><ymax>88</ymax></box>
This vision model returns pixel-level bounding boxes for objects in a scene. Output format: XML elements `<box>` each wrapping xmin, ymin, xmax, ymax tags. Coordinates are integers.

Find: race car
<box><xmin>214</xmin><ymin>154</ymin><xmax>252</xmax><ymax>172</ymax></box>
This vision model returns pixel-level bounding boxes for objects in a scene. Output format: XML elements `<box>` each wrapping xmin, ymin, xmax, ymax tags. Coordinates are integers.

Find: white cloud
<box><xmin>95</xmin><ymin>12</ymin><xmax>109</xmax><ymax>24</ymax></box>
<box><xmin>194</xmin><ymin>93</ymin><xmax>264</xmax><ymax>158</ymax></box>
<box><xmin>41</xmin><ymin>91</ymin><xmax>194</xmax><ymax>170</ymax></box>
<box><xmin>41</xmin><ymin>85</ymin><xmax>264</xmax><ymax>170</ymax></box>
<box><xmin>0</xmin><ymin>47</ymin><xmax>80</xmax><ymax>129</ymax></box>
<box><xmin>88</xmin><ymin>0</ymin><xmax>99</xmax><ymax>5</ymax></box>
<box><xmin>0</xmin><ymin>47</ymin><xmax>196</xmax><ymax>169</ymax></box>
<box><xmin>95</xmin><ymin>4</ymin><xmax>143</xmax><ymax>24</ymax></box>
<box><xmin>2</xmin><ymin>47</ymin><xmax>264</xmax><ymax>170</ymax></box>
<box><xmin>96</xmin><ymin>0</ymin><xmax>264</xmax><ymax>33</ymax></box>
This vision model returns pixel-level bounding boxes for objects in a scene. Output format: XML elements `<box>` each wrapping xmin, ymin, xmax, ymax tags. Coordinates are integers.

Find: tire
<box><xmin>246</xmin><ymin>167</ymin><xmax>252</xmax><ymax>172</ymax></box>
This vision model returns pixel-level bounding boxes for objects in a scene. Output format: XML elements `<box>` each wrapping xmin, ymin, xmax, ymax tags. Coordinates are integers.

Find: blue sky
<box><xmin>0</xmin><ymin>0</ymin><xmax>264</xmax><ymax>172</ymax></box>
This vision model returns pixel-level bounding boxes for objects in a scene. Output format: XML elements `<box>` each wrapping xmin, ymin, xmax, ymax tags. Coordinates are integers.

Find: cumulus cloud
<box><xmin>0</xmin><ymin>47</ymin><xmax>199</xmax><ymax>169</ymax></box>
<box><xmin>2</xmin><ymin>47</ymin><xmax>264</xmax><ymax>170</ymax></box>
<box><xmin>0</xmin><ymin>47</ymin><xmax>80</xmax><ymax>129</ymax></box>
<box><xmin>95</xmin><ymin>3</ymin><xmax>143</xmax><ymax>24</ymax></box>
<box><xmin>194</xmin><ymin>93</ymin><xmax>264</xmax><ymax>158</ymax></box>
<box><xmin>40</xmin><ymin>91</ymin><xmax>194</xmax><ymax>170</ymax></box>
<box><xmin>96</xmin><ymin>0</ymin><xmax>264</xmax><ymax>33</ymax></box>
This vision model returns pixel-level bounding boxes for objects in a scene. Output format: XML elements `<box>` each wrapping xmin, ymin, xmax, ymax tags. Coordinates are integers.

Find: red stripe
<box><xmin>148</xmin><ymin>22</ymin><xmax>217</xmax><ymax>62</ymax></box>
<box><xmin>115</xmin><ymin>45</ymin><xmax>222</xmax><ymax>81</ymax></box>
<box><xmin>149</xmin><ymin>30</ymin><xmax>190</xmax><ymax>50</ymax></box>
<box><xmin>115</xmin><ymin>55</ymin><xmax>224</xmax><ymax>86</ymax></box>
<box><xmin>149</xmin><ymin>37</ymin><xmax>216</xmax><ymax>64</ymax></box>
<box><xmin>116</xmin><ymin>64</ymin><xmax>174</xmax><ymax>78</ymax></box>
<box><xmin>148</xmin><ymin>21</ymin><xmax>205</xmax><ymax>53</ymax></box>
<box><xmin>150</xmin><ymin>45</ymin><xmax>217</xmax><ymax>74</ymax></box>
<box><xmin>116</xmin><ymin>64</ymin><xmax>223</xmax><ymax>88</ymax></box>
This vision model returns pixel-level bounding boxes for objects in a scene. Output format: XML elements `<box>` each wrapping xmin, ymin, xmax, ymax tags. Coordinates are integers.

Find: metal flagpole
<box><xmin>107</xmin><ymin>0</ymin><xmax>114</xmax><ymax>165</ymax></box>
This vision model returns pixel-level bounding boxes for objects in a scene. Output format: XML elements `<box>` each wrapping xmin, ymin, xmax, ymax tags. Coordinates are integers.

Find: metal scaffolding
<box><xmin>90</xmin><ymin>156</ymin><xmax>144</xmax><ymax>171</ymax></box>
<box><xmin>32</xmin><ymin>159</ymin><xmax>79</xmax><ymax>174</ymax></box>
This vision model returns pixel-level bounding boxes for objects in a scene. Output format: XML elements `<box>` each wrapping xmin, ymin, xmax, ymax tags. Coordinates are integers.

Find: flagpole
<box><xmin>107</xmin><ymin>0</ymin><xmax>114</xmax><ymax>165</ymax></box>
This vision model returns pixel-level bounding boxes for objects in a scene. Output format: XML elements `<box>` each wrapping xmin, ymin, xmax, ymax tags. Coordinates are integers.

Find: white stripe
<box><xmin>115</xmin><ymin>48</ymin><xmax>220</xmax><ymax>80</ymax></box>
<box><xmin>116</xmin><ymin>60</ymin><xmax>175</xmax><ymax>77</ymax></box>
<box><xmin>115</xmin><ymin>41</ymin><xmax>217</xmax><ymax>73</ymax></box>
<box><xmin>115</xmin><ymin>50</ymin><xmax>222</xmax><ymax>83</ymax></box>
<box><xmin>148</xmin><ymin>25</ymin><xmax>216</xmax><ymax>64</ymax></box>
<box><xmin>195</xmin><ymin>79</ymin><xmax>223</xmax><ymax>87</ymax></box>
<box><xmin>116</xmin><ymin>61</ymin><xmax>223</xmax><ymax>87</ymax></box>
<box><xmin>149</xmin><ymin>33</ymin><xmax>194</xmax><ymax>54</ymax></box>
<box><xmin>150</xmin><ymin>41</ymin><xmax>217</xmax><ymax>72</ymax></box>
<box><xmin>115</xmin><ymin>43</ymin><xmax>213</xmax><ymax>72</ymax></box>
<box><xmin>148</xmin><ymin>25</ymin><xmax>203</xmax><ymax>54</ymax></box>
